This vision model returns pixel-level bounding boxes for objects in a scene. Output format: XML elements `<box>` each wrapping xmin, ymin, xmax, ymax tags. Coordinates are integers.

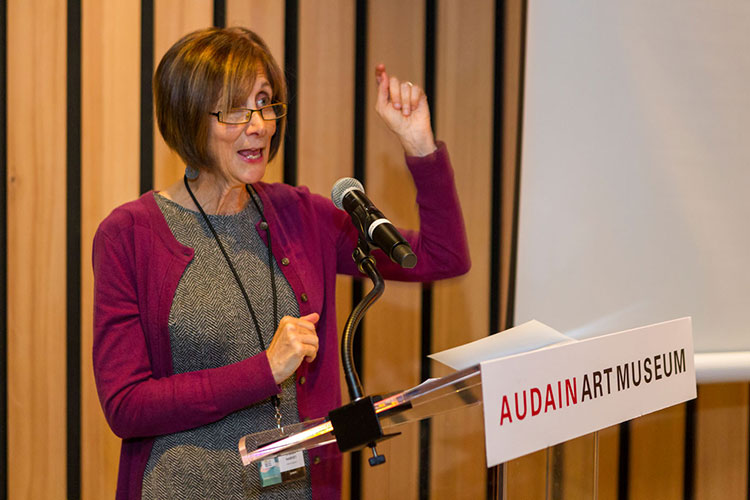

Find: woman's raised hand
<box><xmin>375</xmin><ymin>64</ymin><xmax>437</xmax><ymax>157</ymax></box>
<box><xmin>266</xmin><ymin>313</ymin><xmax>320</xmax><ymax>384</ymax></box>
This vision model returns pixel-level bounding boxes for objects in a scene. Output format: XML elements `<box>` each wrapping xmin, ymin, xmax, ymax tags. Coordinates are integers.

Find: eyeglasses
<box><xmin>209</xmin><ymin>103</ymin><xmax>288</xmax><ymax>124</ymax></box>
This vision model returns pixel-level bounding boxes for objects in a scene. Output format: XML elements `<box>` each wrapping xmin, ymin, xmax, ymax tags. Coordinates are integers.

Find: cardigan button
<box><xmin>299</xmin><ymin>376</ymin><xmax>306</xmax><ymax>385</ymax></box>
<box><xmin>281</xmin><ymin>257</ymin><xmax>290</xmax><ymax>266</ymax></box>
<box><xmin>259</xmin><ymin>221</ymin><xmax>268</xmax><ymax>230</ymax></box>
<box><xmin>313</xmin><ymin>456</ymin><xmax>321</xmax><ymax>465</ymax></box>
<box><xmin>300</xmin><ymin>293</ymin><xmax>308</xmax><ymax>302</ymax></box>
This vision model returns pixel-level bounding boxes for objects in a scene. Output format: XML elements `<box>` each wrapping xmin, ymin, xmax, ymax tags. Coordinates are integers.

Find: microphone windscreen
<box><xmin>331</xmin><ymin>177</ymin><xmax>365</xmax><ymax>210</ymax></box>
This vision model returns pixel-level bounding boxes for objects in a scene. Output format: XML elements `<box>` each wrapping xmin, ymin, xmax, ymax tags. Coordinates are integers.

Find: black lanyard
<box><xmin>183</xmin><ymin>175</ymin><xmax>282</xmax><ymax>426</ymax></box>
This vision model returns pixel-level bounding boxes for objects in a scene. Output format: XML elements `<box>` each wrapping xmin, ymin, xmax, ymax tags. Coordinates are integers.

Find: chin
<box><xmin>237</xmin><ymin>165</ymin><xmax>267</xmax><ymax>185</ymax></box>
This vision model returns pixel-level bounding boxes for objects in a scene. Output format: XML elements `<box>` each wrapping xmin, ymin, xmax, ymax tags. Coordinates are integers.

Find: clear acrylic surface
<box><xmin>239</xmin><ymin>364</ymin><xmax>482</xmax><ymax>466</ymax></box>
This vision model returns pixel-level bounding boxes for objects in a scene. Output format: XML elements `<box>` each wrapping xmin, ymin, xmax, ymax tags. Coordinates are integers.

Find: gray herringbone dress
<box><xmin>141</xmin><ymin>194</ymin><xmax>313</xmax><ymax>500</ymax></box>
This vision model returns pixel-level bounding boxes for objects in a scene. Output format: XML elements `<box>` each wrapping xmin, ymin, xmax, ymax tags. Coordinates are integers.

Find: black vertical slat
<box><xmin>350</xmin><ymin>0</ymin><xmax>368</xmax><ymax>495</ymax></box>
<box><xmin>66</xmin><ymin>1</ymin><xmax>83</xmax><ymax>498</ymax></box>
<box><xmin>213</xmin><ymin>0</ymin><xmax>226</xmax><ymax>28</ymax></box>
<box><xmin>503</xmin><ymin>0</ymin><xmax>527</xmax><ymax>332</ymax></box>
<box><xmin>419</xmin><ymin>285</ymin><xmax>433</xmax><ymax>500</ymax></box>
<box><xmin>0</xmin><ymin>0</ymin><xmax>7</xmax><ymax>497</ymax></box>
<box><xmin>683</xmin><ymin>399</ymin><xmax>696</xmax><ymax>500</ymax></box>
<box><xmin>618</xmin><ymin>422</ymin><xmax>630</xmax><ymax>500</ymax></box>
<box><xmin>488</xmin><ymin>1</ymin><xmax>506</xmax><ymax>498</ymax></box>
<box><xmin>419</xmin><ymin>1</ymin><xmax>437</xmax><ymax>499</ymax></box>
<box><xmin>283</xmin><ymin>0</ymin><xmax>299</xmax><ymax>186</ymax></box>
<box><xmin>489</xmin><ymin>0</ymin><xmax>505</xmax><ymax>336</ymax></box>
<box><xmin>140</xmin><ymin>0</ymin><xmax>154</xmax><ymax>194</ymax></box>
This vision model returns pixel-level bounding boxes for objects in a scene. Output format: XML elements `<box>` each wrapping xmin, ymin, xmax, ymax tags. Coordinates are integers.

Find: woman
<box><xmin>93</xmin><ymin>27</ymin><xmax>469</xmax><ymax>500</ymax></box>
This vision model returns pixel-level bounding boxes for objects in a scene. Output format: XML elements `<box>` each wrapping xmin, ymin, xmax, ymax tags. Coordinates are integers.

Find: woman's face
<box><xmin>207</xmin><ymin>72</ymin><xmax>277</xmax><ymax>186</ymax></box>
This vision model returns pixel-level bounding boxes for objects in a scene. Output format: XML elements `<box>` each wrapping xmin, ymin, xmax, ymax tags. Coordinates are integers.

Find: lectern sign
<box><xmin>479</xmin><ymin>318</ymin><xmax>696</xmax><ymax>467</ymax></box>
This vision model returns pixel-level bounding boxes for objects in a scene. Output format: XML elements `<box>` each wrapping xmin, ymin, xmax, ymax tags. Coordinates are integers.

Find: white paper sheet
<box><xmin>428</xmin><ymin>320</ymin><xmax>575</xmax><ymax>370</ymax></box>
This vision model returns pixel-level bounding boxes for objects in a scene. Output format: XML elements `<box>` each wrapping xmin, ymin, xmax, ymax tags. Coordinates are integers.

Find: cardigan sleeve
<box><xmin>330</xmin><ymin>141</ymin><xmax>471</xmax><ymax>281</ymax></box>
<box><xmin>92</xmin><ymin>213</ymin><xmax>281</xmax><ymax>440</ymax></box>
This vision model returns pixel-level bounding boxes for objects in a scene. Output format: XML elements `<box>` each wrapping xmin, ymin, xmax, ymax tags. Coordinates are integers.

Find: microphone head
<box><xmin>331</xmin><ymin>177</ymin><xmax>365</xmax><ymax>210</ymax></box>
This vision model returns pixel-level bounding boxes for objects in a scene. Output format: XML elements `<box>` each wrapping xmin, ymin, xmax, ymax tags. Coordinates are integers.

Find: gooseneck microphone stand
<box><xmin>341</xmin><ymin>238</ymin><xmax>384</xmax><ymax>402</ymax></box>
<box><xmin>337</xmin><ymin>234</ymin><xmax>390</xmax><ymax>466</ymax></box>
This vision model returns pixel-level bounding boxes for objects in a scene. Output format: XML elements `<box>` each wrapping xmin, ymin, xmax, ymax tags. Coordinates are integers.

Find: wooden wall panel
<box><xmin>361</xmin><ymin>1</ymin><xmax>425</xmax><ymax>499</ymax></box>
<box><xmin>7</xmin><ymin>0</ymin><xmax>68</xmax><ymax>498</ymax></box>
<box><xmin>695</xmin><ymin>383</ymin><xmax>749</xmax><ymax>499</ymax></box>
<box><xmin>226</xmin><ymin>0</ymin><xmax>285</xmax><ymax>185</ymax></box>
<box><xmin>430</xmin><ymin>0</ymin><xmax>495</xmax><ymax>498</ymax></box>
<box><xmin>555</xmin><ymin>435</ymin><xmax>597</xmax><ymax>499</ymax></box>
<box><xmin>226</xmin><ymin>0</ymin><xmax>284</xmax><ymax>60</ymax></box>
<box><xmin>152</xmin><ymin>0</ymin><xmax>213</xmax><ymax>192</ymax></box>
<box><xmin>628</xmin><ymin>404</ymin><xmax>686</xmax><ymax>500</ymax></box>
<box><xmin>296</xmin><ymin>1</ymin><xmax>356</xmax><ymax>494</ymax></box>
<box><xmin>80</xmin><ymin>1</ymin><xmax>142</xmax><ymax>499</ymax></box>
<box><xmin>296</xmin><ymin>0</ymin><xmax>354</xmax><ymax>194</ymax></box>
<box><xmin>505</xmin><ymin>450</ymin><xmax>548</xmax><ymax>499</ymax></box>
<box><xmin>596</xmin><ymin>425</ymin><xmax>620</xmax><ymax>500</ymax></box>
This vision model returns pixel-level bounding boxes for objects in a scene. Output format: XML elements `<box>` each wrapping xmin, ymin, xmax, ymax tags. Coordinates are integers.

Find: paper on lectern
<box><xmin>428</xmin><ymin>320</ymin><xmax>576</xmax><ymax>370</ymax></box>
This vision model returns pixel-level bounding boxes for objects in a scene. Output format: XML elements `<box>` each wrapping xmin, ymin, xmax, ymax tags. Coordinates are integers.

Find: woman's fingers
<box><xmin>400</xmin><ymin>81</ymin><xmax>413</xmax><ymax>115</ymax></box>
<box><xmin>375</xmin><ymin>64</ymin><xmax>423</xmax><ymax>117</ymax></box>
<box><xmin>375</xmin><ymin>63</ymin><xmax>386</xmax><ymax>85</ymax></box>
<box><xmin>389</xmin><ymin>76</ymin><xmax>402</xmax><ymax>110</ymax></box>
<box><xmin>267</xmin><ymin>314</ymin><xmax>320</xmax><ymax>384</ymax></box>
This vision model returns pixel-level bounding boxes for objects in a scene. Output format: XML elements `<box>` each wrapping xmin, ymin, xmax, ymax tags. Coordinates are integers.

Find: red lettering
<box><xmin>566</xmin><ymin>378</ymin><xmax>577</xmax><ymax>406</ymax></box>
<box><xmin>500</xmin><ymin>395</ymin><xmax>512</xmax><ymax>425</ymax></box>
<box><xmin>545</xmin><ymin>383</ymin><xmax>557</xmax><ymax>412</ymax></box>
<box><xmin>515</xmin><ymin>390</ymin><xmax>528</xmax><ymax>420</ymax></box>
<box><xmin>531</xmin><ymin>388</ymin><xmax>542</xmax><ymax>416</ymax></box>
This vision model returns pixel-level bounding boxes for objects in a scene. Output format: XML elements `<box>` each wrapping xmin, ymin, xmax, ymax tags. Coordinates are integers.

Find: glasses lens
<box><xmin>261</xmin><ymin>103</ymin><xmax>287</xmax><ymax>121</ymax></box>
<box><xmin>221</xmin><ymin>109</ymin><xmax>251</xmax><ymax>124</ymax></box>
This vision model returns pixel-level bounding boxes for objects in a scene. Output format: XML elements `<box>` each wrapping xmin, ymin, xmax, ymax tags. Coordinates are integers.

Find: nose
<box><xmin>244</xmin><ymin>110</ymin><xmax>268</xmax><ymax>136</ymax></box>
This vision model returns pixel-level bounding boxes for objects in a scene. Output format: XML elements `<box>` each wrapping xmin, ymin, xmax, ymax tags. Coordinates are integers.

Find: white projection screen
<box><xmin>514</xmin><ymin>2</ymin><xmax>750</xmax><ymax>382</ymax></box>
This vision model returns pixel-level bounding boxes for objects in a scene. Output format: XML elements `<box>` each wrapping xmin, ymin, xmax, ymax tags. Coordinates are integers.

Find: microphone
<box><xmin>331</xmin><ymin>178</ymin><xmax>417</xmax><ymax>269</ymax></box>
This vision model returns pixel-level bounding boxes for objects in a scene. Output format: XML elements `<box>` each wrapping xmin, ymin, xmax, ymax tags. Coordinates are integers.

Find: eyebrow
<box><xmin>257</xmin><ymin>80</ymin><xmax>272</xmax><ymax>92</ymax></box>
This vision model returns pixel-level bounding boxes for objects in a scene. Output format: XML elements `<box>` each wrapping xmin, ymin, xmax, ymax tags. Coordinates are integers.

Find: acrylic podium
<box><xmin>239</xmin><ymin>317</ymin><xmax>696</xmax><ymax>499</ymax></box>
<box><xmin>239</xmin><ymin>364</ymin><xmax>482</xmax><ymax>469</ymax></box>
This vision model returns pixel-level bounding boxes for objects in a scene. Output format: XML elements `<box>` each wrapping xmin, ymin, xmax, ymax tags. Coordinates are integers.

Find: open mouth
<box><xmin>238</xmin><ymin>148</ymin><xmax>262</xmax><ymax>161</ymax></box>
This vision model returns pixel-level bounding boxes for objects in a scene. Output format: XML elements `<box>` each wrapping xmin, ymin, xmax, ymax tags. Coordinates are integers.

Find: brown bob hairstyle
<box><xmin>154</xmin><ymin>27</ymin><xmax>287</xmax><ymax>170</ymax></box>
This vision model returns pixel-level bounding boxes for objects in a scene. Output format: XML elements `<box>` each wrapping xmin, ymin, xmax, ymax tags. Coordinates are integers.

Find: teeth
<box><xmin>240</xmin><ymin>149</ymin><xmax>261</xmax><ymax>160</ymax></box>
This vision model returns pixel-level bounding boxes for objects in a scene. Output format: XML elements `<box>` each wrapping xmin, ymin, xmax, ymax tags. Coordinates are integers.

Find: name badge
<box><xmin>259</xmin><ymin>450</ymin><xmax>306</xmax><ymax>487</ymax></box>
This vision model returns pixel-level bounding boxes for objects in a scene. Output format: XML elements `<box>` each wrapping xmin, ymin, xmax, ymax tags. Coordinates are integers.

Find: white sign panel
<box><xmin>480</xmin><ymin>318</ymin><xmax>696</xmax><ymax>467</ymax></box>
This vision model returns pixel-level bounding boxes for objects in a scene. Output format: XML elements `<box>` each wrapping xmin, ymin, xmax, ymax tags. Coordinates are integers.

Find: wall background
<box><xmin>3</xmin><ymin>0</ymin><xmax>748</xmax><ymax>499</ymax></box>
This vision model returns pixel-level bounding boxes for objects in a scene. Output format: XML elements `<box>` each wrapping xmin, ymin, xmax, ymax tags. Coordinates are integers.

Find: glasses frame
<box><xmin>209</xmin><ymin>102</ymin><xmax>288</xmax><ymax>124</ymax></box>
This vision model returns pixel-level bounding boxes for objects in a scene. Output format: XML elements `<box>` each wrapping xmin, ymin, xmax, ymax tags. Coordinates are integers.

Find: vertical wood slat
<box><xmin>543</xmin><ymin>428</ymin><xmax>618</xmax><ymax>500</ymax></box>
<box><xmin>505</xmin><ymin>450</ymin><xmax>547</xmax><ymax>499</ymax></box>
<box><xmin>360</xmin><ymin>1</ymin><xmax>425</xmax><ymax>498</ymax></box>
<box><xmin>430</xmin><ymin>0</ymin><xmax>495</xmax><ymax>499</ymax></box>
<box><xmin>295</xmin><ymin>1</ymin><xmax>356</xmax><ymax>495</ymax></box>
<box><xmin>151</xmin><ymin>0</ymin><xmax>213</xmax><ymax>192</ymax></box>
<box><xmin>628</xmin><ymin>404</ymin><xmax>686</xmax><ymax>500</ymax></box>
<box><xmin>596</xmin><ymin>425</ymin><xmax>620</xmax><ymax>500</ymax></box>
<box><xmin>7</xmin><ymin>0</ymin><xmax>68</xmax><ymax>498</ymax></box>
<box><xmin>226</xmin><ymin>0</ymin><xmax>285</xmax><ymax>185</ymax></box>
<box><xmin>80</xmin><ymin>1</ymin><xmax>142</xmax><ymax>498</ymax></box>
<box><xmin>695</xmin><ymin>383</ymin><xmax>749</xmax><ymax>499</ymax></box>
<box><xmin>555</xmin><ymin>435</ymin><xmax>597</xmax><ymax>499</ymax></box>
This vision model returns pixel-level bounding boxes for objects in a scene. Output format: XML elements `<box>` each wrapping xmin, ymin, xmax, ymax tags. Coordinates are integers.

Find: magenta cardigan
<box><xmin>92</xmin><ymin>143</ymin><xmax>470</xmax><ymax>500</ymax></box>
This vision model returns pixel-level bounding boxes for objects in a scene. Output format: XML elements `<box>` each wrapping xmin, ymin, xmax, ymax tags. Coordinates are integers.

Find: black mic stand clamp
<box><xmin>330</xmin><ymin>235</ymin><xmax>398</xmax><ymax>467</ymax></box>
